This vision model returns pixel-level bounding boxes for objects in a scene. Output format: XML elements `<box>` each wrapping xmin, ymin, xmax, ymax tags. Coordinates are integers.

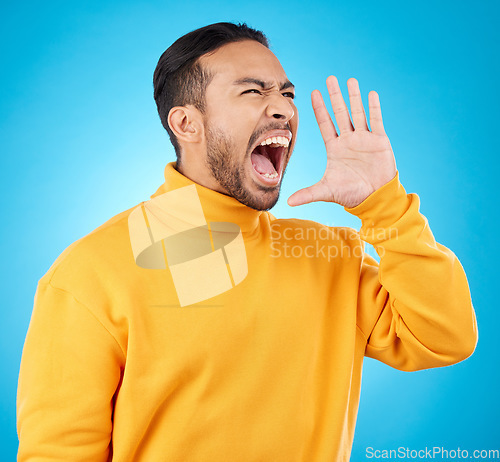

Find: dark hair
<box><xmin>153</xmin><ymin>22</ymin><xmax>269</xmax><ymax>160</ymax></box>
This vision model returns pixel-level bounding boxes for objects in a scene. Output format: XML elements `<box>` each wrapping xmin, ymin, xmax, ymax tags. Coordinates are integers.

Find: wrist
<box><xmin>344</xmin><ymin>172</ymin><xmax>412</xmax><ymax>241</ymax></box>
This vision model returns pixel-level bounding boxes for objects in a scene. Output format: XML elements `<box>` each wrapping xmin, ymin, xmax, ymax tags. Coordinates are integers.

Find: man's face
<box><xmin>199</xmin><ymin>40</ymin><xmax>298</xmax><ymax>211</ymax></box>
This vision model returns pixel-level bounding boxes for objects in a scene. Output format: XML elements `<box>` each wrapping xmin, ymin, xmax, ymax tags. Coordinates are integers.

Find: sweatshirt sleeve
<box><xmin>346</xmin><ymin>173</ymin><xmax>478</xmax><ymax>371</ymax></box>
<box><xmin>17</xmin><ymin>281</ymin><xmax>125</xmax><ymax>461</ymax></box>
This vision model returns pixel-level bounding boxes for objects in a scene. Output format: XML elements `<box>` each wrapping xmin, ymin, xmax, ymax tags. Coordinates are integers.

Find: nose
<box><xmin>265</xmin><ymin>92</ymin><xmax>295</xmax><ymax>122</ymax></box>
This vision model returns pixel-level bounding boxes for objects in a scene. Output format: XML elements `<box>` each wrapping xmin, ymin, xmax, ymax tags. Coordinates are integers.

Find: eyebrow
<box><xmin>233</xmin><ymin>77</ymin><xmax>295</xmax><ymax>92</ymax></box>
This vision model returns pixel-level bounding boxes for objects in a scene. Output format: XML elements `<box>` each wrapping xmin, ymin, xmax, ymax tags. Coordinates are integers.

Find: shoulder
<box><xmin>41</xmin><ymin>203</ymin><xmax>141</xmax><ymax>290</ymax></box>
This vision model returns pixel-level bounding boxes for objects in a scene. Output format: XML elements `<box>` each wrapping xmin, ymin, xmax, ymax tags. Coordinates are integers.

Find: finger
<box><xmin>368</xmin><ymin>91</ymin><xmax>386</xmax><ymax>135</ymax></box>
<box><xmin>347</xmin><ymin>78</ymin><xmax>368</xmax><ymax>131</ymax></box>
<box><xmin>311</xmin><ymin>89</ymin><xmax>338</xmax><ymax>149</ymax></box>
<box><xmin>326</xmin><ymin>75</ymin><xmax>353</xmax><ymax>134</ymax></box>
<box><xmin>287</xmin><ymin>181</ymin><xmax>332</xmax><ymax>207</ymax></box>
<box><xmin>287</xmin><ymin>185</ymin><xmax>318</xmax><ymax>207</ymax></box>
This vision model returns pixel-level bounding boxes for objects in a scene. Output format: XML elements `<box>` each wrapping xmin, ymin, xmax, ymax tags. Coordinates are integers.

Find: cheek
<box><xmin>207</xmin><ymin>100</ymin><xmax>267</xmax><ymax>149</ymax></box>
<box><xmin>209</xmin><ymin>104</ymin><xmax>251</xmax><ymax>131</ymax></box>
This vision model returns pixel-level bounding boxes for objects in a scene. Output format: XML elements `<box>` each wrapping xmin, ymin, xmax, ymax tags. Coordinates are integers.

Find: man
<box><xmin>17</xmin><ymin>22</ymin><xmax>477</xmax><ymax>461</ymax></box>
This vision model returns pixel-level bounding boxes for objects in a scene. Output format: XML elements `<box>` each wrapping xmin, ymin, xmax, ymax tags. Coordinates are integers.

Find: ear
<box><xmin>167</xmin><ymin>106</ymin><xmax>204</xmax><ymax>145</ymax></box>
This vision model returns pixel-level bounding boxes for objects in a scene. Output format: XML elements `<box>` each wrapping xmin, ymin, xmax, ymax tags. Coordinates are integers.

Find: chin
<box><xmin>244</xmin><ymin>187</ymin><xmax>281</xmax><ymax>211</ymax></box>
<box><xmin>243</xmin><ymin>169</ymin><xmax>285</xmax><ymax>211</ymax></box>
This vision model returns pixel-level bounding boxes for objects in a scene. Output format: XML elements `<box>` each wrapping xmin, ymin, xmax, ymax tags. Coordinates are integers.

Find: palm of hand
<box><xmin>288</xmin><ymin>76</ymin><xmax>397</xmax><ymax>208</ymax></box>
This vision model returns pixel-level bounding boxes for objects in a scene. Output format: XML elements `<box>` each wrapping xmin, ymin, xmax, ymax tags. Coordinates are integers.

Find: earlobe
<box><xmin>168</xmin><ymin>106</ymin><xmax>203</xmax><ymax>144</ymax></box>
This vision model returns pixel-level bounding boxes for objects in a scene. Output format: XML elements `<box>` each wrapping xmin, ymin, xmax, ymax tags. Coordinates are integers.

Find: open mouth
<box><xmin>250</xmin><ymin>134</ymin><xmax>290</xmax><ymax>185</ymax></box>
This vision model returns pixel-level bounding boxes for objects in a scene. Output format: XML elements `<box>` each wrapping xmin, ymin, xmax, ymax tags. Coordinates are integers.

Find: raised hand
<box><xmin>288</xmin><ymin>76</ymin><xmax>397</xmax><ymax>209</ymax></box>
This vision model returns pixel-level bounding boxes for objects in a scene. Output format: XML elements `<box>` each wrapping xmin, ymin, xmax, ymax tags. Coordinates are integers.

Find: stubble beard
<box><xmin>205</xmin><ymin>125</ymin><xmax>283</xmax><ymax>211</ymax></box>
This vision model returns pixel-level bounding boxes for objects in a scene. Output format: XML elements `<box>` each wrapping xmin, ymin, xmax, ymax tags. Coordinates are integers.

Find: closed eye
<box><xmin>241</xmin><ymin>89</ymin><xmax>295</xmax><ymax>99</ymax></box>
<box><xmin>242</xmin><ymin>89</ymin><xmax>262</xmax><ymax>95</ymax></box>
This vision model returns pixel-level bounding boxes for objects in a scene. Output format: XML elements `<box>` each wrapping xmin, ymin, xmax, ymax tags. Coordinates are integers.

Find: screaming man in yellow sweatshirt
<box><xmin>17</xmin><ymin>161</ymin><xmax>477</xmax><ymax>461</ymax></box>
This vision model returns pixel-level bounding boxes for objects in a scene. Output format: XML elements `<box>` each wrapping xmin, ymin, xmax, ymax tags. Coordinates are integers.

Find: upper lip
<box><xmin>250</xmin><ymin>129</ymin><xmax>292</xmax><ymax>153</ymax></box>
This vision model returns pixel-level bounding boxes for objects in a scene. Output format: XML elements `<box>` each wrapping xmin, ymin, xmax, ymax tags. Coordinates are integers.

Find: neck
<box><xmin>150</xmin><ymin>162</ymin><xmax>264</xmax><ymax>237</ymax></box>
<box><xmin>176</xmin><ymin>159</ymin><xmax>228</xmax><ymax>196</ymax></box>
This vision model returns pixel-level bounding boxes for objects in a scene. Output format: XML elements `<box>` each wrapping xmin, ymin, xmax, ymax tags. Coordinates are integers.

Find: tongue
<box><xmin>251</xmin><ymin>152</ymin><xmax>276</xmax><ymax>175</ymax></box>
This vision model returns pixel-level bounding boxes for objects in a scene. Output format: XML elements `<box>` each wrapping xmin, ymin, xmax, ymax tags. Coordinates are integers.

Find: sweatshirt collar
<box><xmin>150</xmin><ymin>162</ymin><xmax>263</xmax><ymax>236</ymax></box>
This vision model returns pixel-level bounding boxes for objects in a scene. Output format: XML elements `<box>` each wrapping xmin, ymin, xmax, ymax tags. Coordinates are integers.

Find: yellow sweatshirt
<box><xmin>17</xmin><ymin>163</ymin><xmax>477</xmax><ymax>461</ymax></box>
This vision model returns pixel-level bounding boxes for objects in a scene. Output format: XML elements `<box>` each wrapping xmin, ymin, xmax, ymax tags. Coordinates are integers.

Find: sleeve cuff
<box><xmin>344</xmin><ymin>172</ymin><xmax>413</xmax><ymax>233</ymax></box>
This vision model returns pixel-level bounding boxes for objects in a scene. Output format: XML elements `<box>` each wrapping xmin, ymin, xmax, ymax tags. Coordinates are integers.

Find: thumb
<box><xmin>287</xmin><ymin>183</ymin><xmax>324</xmax><ymax>207</ymax></box>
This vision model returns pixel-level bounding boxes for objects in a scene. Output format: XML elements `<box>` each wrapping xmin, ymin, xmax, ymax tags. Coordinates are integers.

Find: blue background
<box><xmin>1</xmin><ymin>0</ymin><xmax>498</xmax><ymax>458</ymax></box>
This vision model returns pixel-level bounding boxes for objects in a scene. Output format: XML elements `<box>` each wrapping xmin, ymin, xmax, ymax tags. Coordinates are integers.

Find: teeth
<box><xmin>262</xmin><ymin>172</ymin><xmax>279</xmax><ymax>179</ymax></box>
<box><xmin>259</xmin><ymin>135</ymin><xmax>290</xmax><ymax>147</ymax></box>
